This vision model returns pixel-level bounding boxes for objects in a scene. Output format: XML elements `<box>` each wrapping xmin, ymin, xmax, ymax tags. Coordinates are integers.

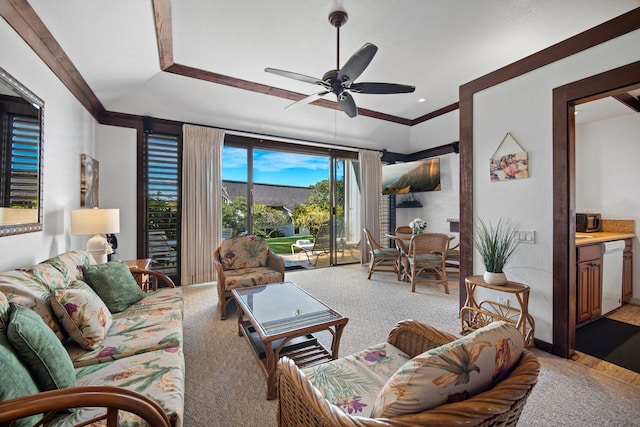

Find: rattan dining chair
<box><xmin>394</xmin><ymin>226</ymin><xmax>413</xmax><ymax>281</ymax></box>
<box><xmin>363</xmin><ymin>228</ymin><xmax>401</xmax><ymax>280</ymax></box>
<box><xmin>406</xmin><ymin>233</ymin><xmax>450</xmax><ymax>293</ymax></box>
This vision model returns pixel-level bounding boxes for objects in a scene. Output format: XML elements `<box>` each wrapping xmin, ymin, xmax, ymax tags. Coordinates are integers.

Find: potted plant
<box><xmin>472</xmin><ymin>218</ymin><xmax>519</xmax><ymax>285</ymax></box>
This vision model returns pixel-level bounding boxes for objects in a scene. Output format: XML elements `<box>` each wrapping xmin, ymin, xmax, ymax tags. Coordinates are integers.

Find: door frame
<box><xmin>552</xmin><ymin>61</ymin><xmax>640</xmax><ymax>357</ymax></box>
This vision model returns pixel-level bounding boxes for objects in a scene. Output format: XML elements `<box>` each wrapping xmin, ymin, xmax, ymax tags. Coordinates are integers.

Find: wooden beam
<box><xmin>0</xmin><ymin>0</ymin><xmax>105</xmax><ymax>119</ymax></box>
<box><xmin>152</xmin><ymin>0</ymin><xmax>173</xmax><ymax>70</ymax></box>
<box><xmin>411</xmin><ymin>102</ymin><xmax>459</xmax><ymax>126</ymax></box>
<box><xmin>613</xmin><ymin>92</ymin><xmax>640</xmax><ymax>112</ymax></box>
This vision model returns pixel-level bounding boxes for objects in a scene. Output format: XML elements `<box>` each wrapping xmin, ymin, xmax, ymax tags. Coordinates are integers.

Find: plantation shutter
<box><xmin>145</xmin><ymin>133</ymin><xmax>180</xmax><ymax>278</ymax></box>
<box><xmin>7</xmin><ymin>115</ymin><xmax>39</xmax><ymax>208</ymax></box>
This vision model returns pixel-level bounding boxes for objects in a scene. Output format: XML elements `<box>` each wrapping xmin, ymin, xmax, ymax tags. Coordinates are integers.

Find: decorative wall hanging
<box><xmin>81</xmin><ymin>154</ymin><xmax>99</xmax><ymax>207</ymax></box>
<box><xmin>490</xmin><ymin>132</ymin><xmax>528</xmax><ymax>181</ymax></box>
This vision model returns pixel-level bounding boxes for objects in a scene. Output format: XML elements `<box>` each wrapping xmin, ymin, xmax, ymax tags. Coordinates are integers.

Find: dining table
<box><xmin>386</xmin><ymin>232</ymin><xmax>456</xmax><ymax>282</ymax></box>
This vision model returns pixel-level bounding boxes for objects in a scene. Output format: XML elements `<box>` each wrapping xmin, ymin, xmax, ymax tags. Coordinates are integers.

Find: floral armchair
<box><xmin>277</xmin><ymin>320</ymin><xmax>540</xmax><ymax>426</ymax></box>
<box><xmin>213</xmin><ymin>235</ymin><xmax>285</xmax><ymax>320</ymax></box>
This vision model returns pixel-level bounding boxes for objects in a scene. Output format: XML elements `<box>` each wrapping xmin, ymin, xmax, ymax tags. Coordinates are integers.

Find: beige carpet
<box><xmin>182</xmin><ymin>264</ymin><xmax>640</xmax><ymax>427</ymax></box>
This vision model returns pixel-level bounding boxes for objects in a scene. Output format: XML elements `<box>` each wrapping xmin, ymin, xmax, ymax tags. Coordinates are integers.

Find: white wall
<box><xmin>576</xmin><ymin>114</ymin><xmax>640</xmax><ymax>303</ymax></box>
<box><xmin>0</xmin><ymin>19</ymin><xmax>97</xmax><ymax>270</ymax></box>
<box><xmin>472</xmin><ymin>29</ymin><xmax>640</xmax><ymax>343</ymax></box>
<box><xmin>399</xmin><ymin>110</ymin><xmax>461</xmax><ymax>242</ymax></box>
<box><xmin>96</xmin><ymin>125</ymin><xmax>138</xmax><ymax>261</ymax></box>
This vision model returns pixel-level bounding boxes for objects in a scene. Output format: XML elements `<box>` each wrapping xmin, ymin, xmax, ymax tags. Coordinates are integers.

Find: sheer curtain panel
<box><xmin>358</xmin><ymin>149</ymin><xmax>382</xmax><ymax>264</ymax></box>
<box><xmin>181</xmin><ymin>124</ymin><xmax>225</xmax><ymax>285</ymax></box>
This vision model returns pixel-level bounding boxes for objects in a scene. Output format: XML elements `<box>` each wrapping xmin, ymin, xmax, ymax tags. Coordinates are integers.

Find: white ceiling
<box><xmin>27</xmin><ymin>0</ymin><xmax>640</xmax><ymax>152</ymax></box>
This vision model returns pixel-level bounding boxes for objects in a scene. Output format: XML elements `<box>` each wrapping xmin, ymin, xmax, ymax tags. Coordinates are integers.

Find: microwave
<box><xmin>576</xmin><ymin>213</ymin><xmax>601</xmax><ymax>233</ymax></box>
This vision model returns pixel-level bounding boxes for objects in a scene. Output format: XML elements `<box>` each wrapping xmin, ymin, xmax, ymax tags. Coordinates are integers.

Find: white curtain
<box><xmin>358</xmin><ymin>149</ymin><xmax>382</xmax><ymax>264</ymax></box>
<box><xmin>181</xmin><ymin>124</ymin><xmax>225</xmax><ymax>285</ymax></box>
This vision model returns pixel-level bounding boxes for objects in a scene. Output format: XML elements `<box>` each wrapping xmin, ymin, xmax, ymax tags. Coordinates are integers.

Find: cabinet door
<box><xmin>589</xmin><ymin>259</ymin><xmax>602</xmax><ymax>318</ymax></box>
<box><xmin>577</xmin><ymin>261</ymin><xmax>592</xmax><ymax>324</ymax></box>
<box><xmin>623</xmin><ymin>252</ymin><xmax>633</xmax><ymax>302</ymax></box>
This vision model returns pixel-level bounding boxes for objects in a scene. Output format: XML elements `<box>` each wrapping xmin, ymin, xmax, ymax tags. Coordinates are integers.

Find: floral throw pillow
<box><xmin>50</xmin><ymin>280</ymin><xmax>113</xmax><ymax>350</ymax></box>
<box><xmin>371</xmin><ymin>321</ymin><xmax>524</xmax><ymax>418</ymax></box>
<box><xmin>219</xmin><ymin>236</ymin><xmax>269</xmax><ymax>270</ymax></box>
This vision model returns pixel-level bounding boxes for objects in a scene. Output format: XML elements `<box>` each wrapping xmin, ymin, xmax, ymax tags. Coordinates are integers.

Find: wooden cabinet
<box><xmin>622</xmin><ymin>238</ymin><xmax>633</xmax><ymax>302</ymax></box>
<box><xmin>576</xmin><ymin>244</ymin><xmax>601</xmax><ymax>325</ymax></box>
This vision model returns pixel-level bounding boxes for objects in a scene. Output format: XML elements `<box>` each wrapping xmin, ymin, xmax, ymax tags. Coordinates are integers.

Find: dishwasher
<box><xmin>601</xmin><ymin>240</ymin><xmax>625</xmax><ymax>315</ymax></box>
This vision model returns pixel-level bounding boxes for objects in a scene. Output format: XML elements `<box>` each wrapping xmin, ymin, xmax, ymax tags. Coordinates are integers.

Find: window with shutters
<box><xmin>144</xmin><ymin>132</ymin><xmax>180</xmax><ymax>280</ymax></box>
<box><xmin>2</xmin><ymin>114</ymin><xmax>39</xmax><ymax>209</ymax></box>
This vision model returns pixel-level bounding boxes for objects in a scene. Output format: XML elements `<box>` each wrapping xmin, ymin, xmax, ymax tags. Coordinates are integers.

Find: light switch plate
<box><xmin>516</xmin><ymin>230</ymin><xmax>535</xmax><ymax>244</ymax></box>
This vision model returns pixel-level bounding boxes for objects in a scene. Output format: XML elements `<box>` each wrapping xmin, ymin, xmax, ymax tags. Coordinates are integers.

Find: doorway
<box><xmin>552</xmin><ymin>61</ymin><xmax>640</xmax><ymax>358</ymax></box>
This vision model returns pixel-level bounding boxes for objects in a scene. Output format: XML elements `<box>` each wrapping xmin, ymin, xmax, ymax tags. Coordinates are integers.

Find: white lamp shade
<box><xmin>71</xmin><ymin>208</ymin><xmax>120</xmax><ymax>235</ymax></box>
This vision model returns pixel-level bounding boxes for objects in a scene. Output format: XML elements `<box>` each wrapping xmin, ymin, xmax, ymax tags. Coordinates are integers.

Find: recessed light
<box><xmin>418</xmin><ymin>98</ymin><xmax>426</xmax><ymax>103</ymax></box>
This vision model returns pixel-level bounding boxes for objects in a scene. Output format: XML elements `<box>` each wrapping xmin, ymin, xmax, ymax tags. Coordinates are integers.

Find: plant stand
<box><xmin>461</xmin><ymin>275</ymin><xmax>535</xmax><ymax>347</ymax></box>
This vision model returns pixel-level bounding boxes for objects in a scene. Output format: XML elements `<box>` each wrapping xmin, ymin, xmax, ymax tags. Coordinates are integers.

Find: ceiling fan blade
<box><xmin>349</xmin><ymin>82</ymin><xmax>416</xmax><ymax>94</ymax></box>
<box><xmin>265</xmin><ymin>68</ymin><xmax>327</xmax><ymax>87</ymax></box>
<box><xmin>285</xmin><ymin>91</ymin><xmax>330</xmax><ymax>109</ymax></box>
<box><xmin>337</xmin><ymin>92</ymin><xmax>358</xmax><ymax>118</ymax></box>
<box><xmin>338</xmin><ymin>43</ymin><xmax>378</xmax><ymax>84</ymax></box>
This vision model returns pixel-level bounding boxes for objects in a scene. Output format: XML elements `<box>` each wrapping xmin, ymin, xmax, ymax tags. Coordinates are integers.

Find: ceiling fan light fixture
<box><xmin>265</xmin><ymin>9</ymin><xmax>415</xmax><ymax>118</ymax></box>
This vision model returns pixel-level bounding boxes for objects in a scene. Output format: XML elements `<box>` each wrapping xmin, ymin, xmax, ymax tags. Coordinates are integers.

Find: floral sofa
<box><xmin>213</xmin><ymin>235</ymin><xmax>285</xmax><ymax>320</ymax></box>
<box><xmin>0</xmin><ymin>251</ymin><xmax>184</xmax><ymax>427</ymax></box>
<box><xmin>277</xmin><ymin>320</ymin><xmax>540</xmax><ymax>426</ymax></box>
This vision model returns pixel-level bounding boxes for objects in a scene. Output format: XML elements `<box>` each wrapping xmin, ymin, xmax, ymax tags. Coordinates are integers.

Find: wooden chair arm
<box><xmin>386</xmin><ymin>319</ymin><xmax>458</xmax><ymax>357</ymax></box>
<box><xmin>0</xmin><ymin>386</ymin><xmax>171</xmax><ymax>427</ymax></box>
<box><xmin>130</xmin><ymin>268</ymin><xmax>176</xmax><ymax>289</ymax></box>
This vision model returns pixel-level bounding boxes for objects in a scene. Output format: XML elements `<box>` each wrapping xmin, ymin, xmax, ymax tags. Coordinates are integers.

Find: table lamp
<box><xmin>71</xmin><ymin>208</ymin><xmax>120</xmax><ymax>264</ymax></box>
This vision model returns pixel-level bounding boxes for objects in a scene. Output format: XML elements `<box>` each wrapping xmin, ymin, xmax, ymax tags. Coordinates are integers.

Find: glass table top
<box><xmin>233</xmin><ymin>282</ymin><xmax>342</xmax><ymax>336</ymax></box>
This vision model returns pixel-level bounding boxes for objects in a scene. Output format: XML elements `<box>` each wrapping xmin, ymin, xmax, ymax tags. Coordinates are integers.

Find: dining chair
<box><xmin>445</xmin><ymin>239</ymin><xmax>460</xmax><ymax>274</ymax></box>
<box><xmin>394</xmin><ymin>226</ymin><xmax>413</xmax><ymax>280</ymax></box>
<box><xmin>363</xmin><ymin>228</ymin><xmax>401</xmax><ymax>280</ymax></box>
<box><xmin>406</xmin><ymin>233</ymin><xmax>450</xmax><ymax>293</ymax></box>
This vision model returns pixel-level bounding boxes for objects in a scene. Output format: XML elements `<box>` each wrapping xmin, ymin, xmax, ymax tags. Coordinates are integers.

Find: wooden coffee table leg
<box><xmin>264</xmin><ymin>339</ymin><xmax>278</xmax><ymax>400</ymax></box>
<box><xmin>330</xmin><ymin>322</ymin><xmax>347</xmax><ymax>359</ymax></box>
<box><xmin>236</xmin><ymin>306</ymin><xmax>244</xmax><ymax>337</ymax></box>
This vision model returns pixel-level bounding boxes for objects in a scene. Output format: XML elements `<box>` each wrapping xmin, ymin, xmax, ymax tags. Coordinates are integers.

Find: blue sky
<box><xmin>222</xmin><ymin>147</ymin><xmax>330</xmax><ymax>187</ymax></box>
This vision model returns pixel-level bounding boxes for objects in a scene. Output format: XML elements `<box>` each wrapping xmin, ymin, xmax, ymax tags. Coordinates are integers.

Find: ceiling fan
<box><xmin>265</xmin><ymin>9</ymin><xmax>415</xmax><ymax>118</ymax></box>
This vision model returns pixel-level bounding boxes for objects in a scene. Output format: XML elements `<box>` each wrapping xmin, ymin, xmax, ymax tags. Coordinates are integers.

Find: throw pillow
<box><xmin>371</xmin><ymin>321</ymin><xmax>524</xmax><ymax>418</ymax></box>
<box><xmin>83</xmin><ymin>261</ymin><xmax>146</xmax><ymax>313</ymax></box>
<box><xmin>6</xmin><ymin>304</ymin><xmax>76</xmax><ymax>391</ymax></box>
<box><xmin>218</xmin><ymin>235</ymin><xmax>269</xmax><ymax>269</ymax></box>
<box><xmin>50</xmin><ymin>280</ymin><xmax>113</xmax><ymax>350</ymax></box>
<box><xmin>0</xmin><ymin>332</ymin><xmax>42</xmax><ymax>427</ymax></box>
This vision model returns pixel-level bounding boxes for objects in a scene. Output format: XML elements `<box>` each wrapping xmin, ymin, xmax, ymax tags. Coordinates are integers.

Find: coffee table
<box><xmin>232</xmin><ymin>281</ymin><xmax>348</xmax><ymax>399</ymax></box>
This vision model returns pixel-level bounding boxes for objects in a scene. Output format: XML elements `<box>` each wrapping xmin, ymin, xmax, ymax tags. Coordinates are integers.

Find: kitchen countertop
<box><xmin>575</xmin><ymin>232</ymin><xmax>636</xmax><ymax>246</ymax></box>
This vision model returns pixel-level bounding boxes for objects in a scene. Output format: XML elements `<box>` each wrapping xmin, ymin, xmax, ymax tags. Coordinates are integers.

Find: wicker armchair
<box><xmin>277</xmin><ymin>320</ymin><xmax>540</xmax><ymax>427</ymax></box>
<box><xmin>213</xmin><ymin>235</ymin><xmax>285</xmax><ymax>319</ymax></box>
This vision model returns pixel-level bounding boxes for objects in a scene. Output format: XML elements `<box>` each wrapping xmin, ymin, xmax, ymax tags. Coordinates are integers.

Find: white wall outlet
<box><xmin>516</xmin><ymin>230</ymin><xmax>535</xmax><ymax>244</ymax></box>
<box><xmin>498</xmin><ymin>297</ymin><xmax>509</xmax><ymax>306</ymax></box>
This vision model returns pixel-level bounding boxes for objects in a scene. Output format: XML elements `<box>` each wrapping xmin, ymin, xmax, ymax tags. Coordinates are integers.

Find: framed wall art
<box><xmin>81</xmin><ymin>154</ymin><xmax>99</xmax><ymax>207</ymax></box>
<box><xmin>490</xmin><ymin>133</ymin><xmax>528</xmax><ymax>181</ymax></box>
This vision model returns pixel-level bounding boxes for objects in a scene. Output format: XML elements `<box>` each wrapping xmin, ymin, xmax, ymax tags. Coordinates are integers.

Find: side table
<box><xmin>461</xmin><ymin>275</ymin><xmax>535</xmax><ymax>347</ymax></box>
<box><xmin>125</xmin><ymin>259</ymin><xmax>151</xmax><ymax>291</ymax></box>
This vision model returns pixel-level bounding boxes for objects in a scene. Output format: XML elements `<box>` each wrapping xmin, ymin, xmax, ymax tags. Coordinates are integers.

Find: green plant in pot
<box><xmin>473</xmin><ymin>218</ymin><xmax>519</xmax><ymax>285</ymax></box>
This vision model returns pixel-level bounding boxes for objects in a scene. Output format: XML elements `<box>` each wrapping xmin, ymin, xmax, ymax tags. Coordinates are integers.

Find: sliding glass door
<box><xmin>222</xmin><ymin>137</ymin><xmax>360</xmax><ymax>267</ymax></box>
<box><xmin>332</xmin><ymin>157</ymin><xmax>361</xmax><ymax>265</ymax></box>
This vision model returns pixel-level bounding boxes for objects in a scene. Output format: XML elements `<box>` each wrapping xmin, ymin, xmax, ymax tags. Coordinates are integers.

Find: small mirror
<box><xmin>0</xmin><ymin>66</ymin><xmax>44</xmax><ymax>236</ymax></box>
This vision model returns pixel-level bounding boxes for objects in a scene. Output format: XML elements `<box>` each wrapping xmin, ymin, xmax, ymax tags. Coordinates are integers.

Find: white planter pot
<box><xmin>483</xmin><ymin>271</ymin><xmax>508</xmax><ymax>286</ymax></box>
